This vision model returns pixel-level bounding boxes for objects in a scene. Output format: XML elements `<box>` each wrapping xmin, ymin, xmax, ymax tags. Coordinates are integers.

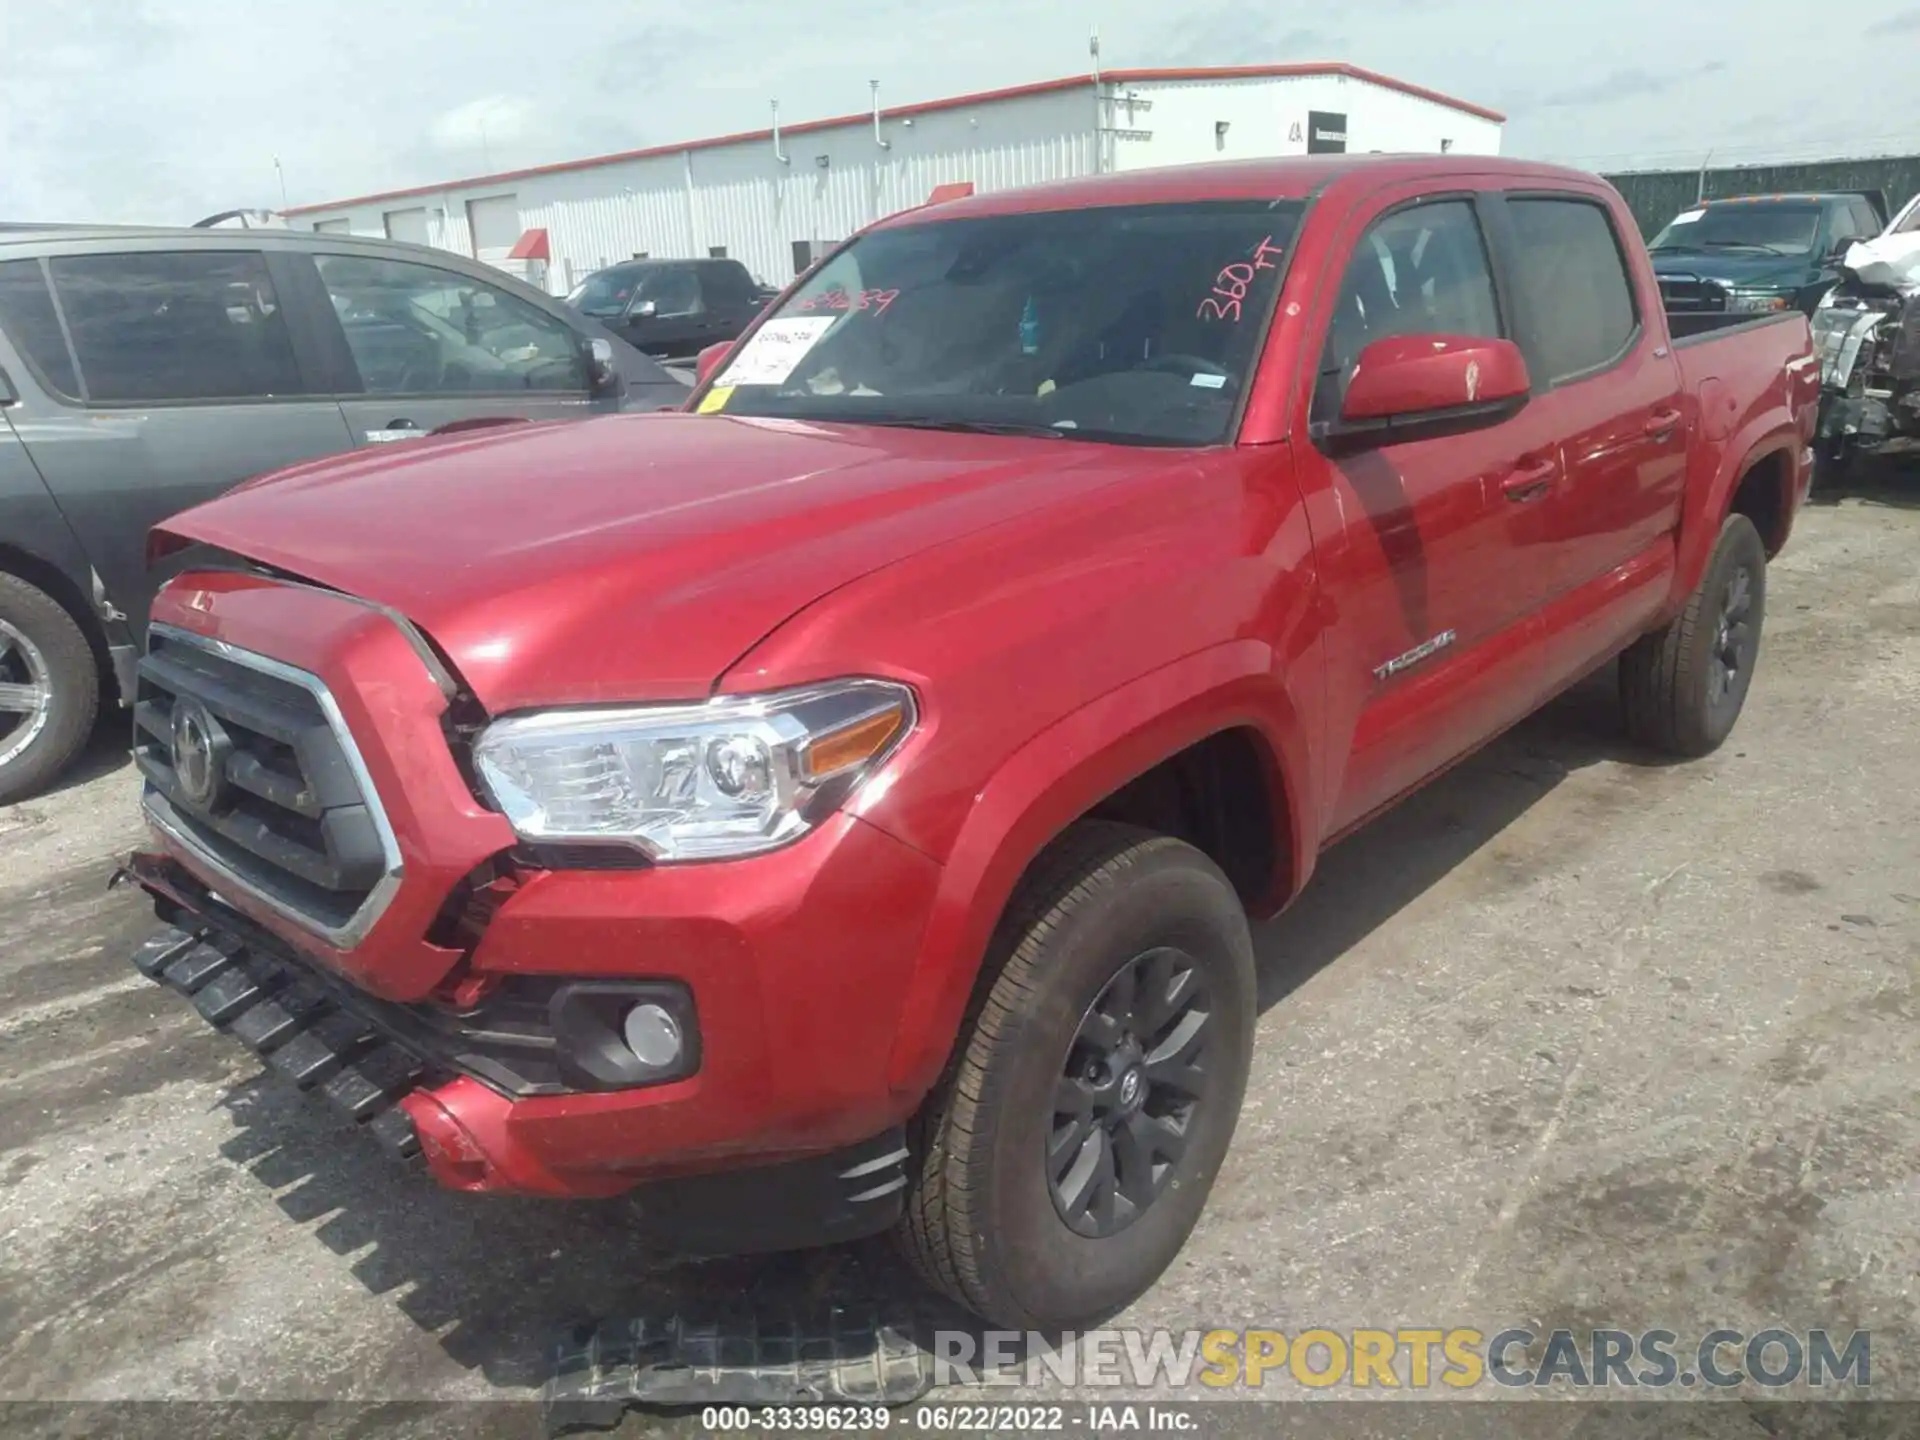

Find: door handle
<box><xmin>1644</xmin><ymin>408</ymin><xmax>1683</xmax><ymax>438</ymax></box>
<box><xmin>1500</xmin><ymin>456</ymin><xmax>1558</xmax><ymax>502</ymax></box>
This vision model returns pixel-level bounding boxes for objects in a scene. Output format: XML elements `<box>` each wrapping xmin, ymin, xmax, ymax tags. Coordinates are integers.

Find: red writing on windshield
<box><xmin>796</xmin><ymin>287</ymin><xmax>900</xmax><ymax>315</ymax></box>
<box><xmin>1196</xmin><ymin>236</ymin><xmax>1287</xmax><ymax>322</ymax></box>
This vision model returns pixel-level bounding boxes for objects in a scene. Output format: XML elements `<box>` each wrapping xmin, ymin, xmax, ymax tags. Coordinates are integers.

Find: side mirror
<box><xmin>695</xmin><ymin>341</ymin><xmax>732</xmax><ymax>387</ymax></box>
<box><xmin>633</xmin><ymin>300</ymin><xmax>658</xmax><ymax>319</ymax></box>
<box><xmin>1330</xmin><ymin>334</ymin><xmax>1530</xmax><ymax>445</ymax></box>
<box><xmin>586</xmin><ymin>336</ymin><xmax>621</xmax><ymax>396</ymax></box>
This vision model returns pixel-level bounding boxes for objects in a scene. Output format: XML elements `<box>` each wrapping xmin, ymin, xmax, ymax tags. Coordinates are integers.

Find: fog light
<box><xmin>622</xmin><ymin>1002</ymin><xmax>684</xmax><ymax>1068</ymax></box>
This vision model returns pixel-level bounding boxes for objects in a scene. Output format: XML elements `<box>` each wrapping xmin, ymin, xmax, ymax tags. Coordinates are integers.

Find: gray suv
<box><xmin>0</xmin><ymin>225</ymin><xmax>685</xmax><ymax>801</ymax></box>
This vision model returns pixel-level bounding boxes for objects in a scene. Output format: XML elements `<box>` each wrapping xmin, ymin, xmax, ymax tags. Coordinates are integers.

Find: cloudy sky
<box><xmin>4</xmin><ymin>0</ymin><xmax>1919</xmax><ymax>223</ymax></box>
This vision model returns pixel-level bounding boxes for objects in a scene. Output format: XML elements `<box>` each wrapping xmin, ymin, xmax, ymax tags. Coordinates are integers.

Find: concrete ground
<box><xmin>4</xmin><ymin>477</ymin><xmax>1920</xmax><ymax>1436</ymax></box>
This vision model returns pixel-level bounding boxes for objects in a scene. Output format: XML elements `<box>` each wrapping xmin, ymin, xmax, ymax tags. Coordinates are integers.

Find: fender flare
<box><xmin>882</xmin><ymin>638</ymin><xmax>1316</xmax><ymax>1100</ymax></box>
<box><xmin>1670</xmin><ymin>405</ymin><xmax>1801</xmax><ymax>608</ymax></box>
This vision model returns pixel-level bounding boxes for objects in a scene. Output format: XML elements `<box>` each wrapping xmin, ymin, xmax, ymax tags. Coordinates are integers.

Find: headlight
<box><xmin>472</xmin><ymin>679</ymin><xmax>915</xmax><ymax>860</ymax></box>
<box><xmin>1726</xmin><ymin>289</ymin><xmax>1793</xmax><ymax>314</ymax></box>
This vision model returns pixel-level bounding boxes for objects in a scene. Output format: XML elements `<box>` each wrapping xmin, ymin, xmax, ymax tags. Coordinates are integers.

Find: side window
<box><xmin>1848</xmin><ymin>200</ymin><xmax>1881</xmax><ymax>243</ymax></box>
<box><xmin>639</xmin><ymin>268</ymin><xmax>704</xmax><ymax>318</ymax></box>
<box><xmin>1314</xmin><ymin>199</ymin><xmax>1501</xmax><ymax>421</ymax></box>
<box><xmin>0</xmin><ymin>260</ymin><xmax>81</xmax><ymax>399</ymax></box>
<box><xmin>315</xmin><ymin>254</ymin><xmax>588</xmax><ymax>395</ymax></box>
<box><xmin>702</xmin><ymin>264</ymin><xmax>752</xmax><ymax>309</ymax></box>
<box><xmin>1504</xmin><ymin>199</ymin><xmax>1638</xmax><ymax>385</ymax></box>
<box><xmin>48</xmin><ymin>251</ymin><xmax>303</xmax><ymax>404</ymax></box>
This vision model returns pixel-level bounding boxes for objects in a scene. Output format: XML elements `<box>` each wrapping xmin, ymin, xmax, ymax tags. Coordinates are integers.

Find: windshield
<box><xmin>1650</xmin><ymin>204</ymin><xmax>1821</xmax><ymax>255</ymax></box>
<box><xmin>701</xmin><ymin>200</ymin><xmax>1307</xmax><ymax>446</ymax></box>
<box><xmin>1896</xmin><ymin>205</ymin><xmax>1920</xmax><ymax>236</ymax></box>
<box><xmin>567</xmin><ymin>264</ymin><xmax>651</xmax><ymax>317</ymax></box>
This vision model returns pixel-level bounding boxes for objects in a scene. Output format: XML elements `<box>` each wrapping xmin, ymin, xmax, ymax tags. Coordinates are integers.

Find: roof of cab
<box><xmin>870</xmin><ymin>153</ymin><xmax>1607</xmax><ymax>229</ymax></box>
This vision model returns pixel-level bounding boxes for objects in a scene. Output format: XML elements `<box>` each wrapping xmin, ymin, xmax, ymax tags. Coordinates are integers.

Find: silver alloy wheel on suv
<box><xmin>0</xmin><ymin>618</ymin><xmax>52</xmax><ymax>769</ymax></box>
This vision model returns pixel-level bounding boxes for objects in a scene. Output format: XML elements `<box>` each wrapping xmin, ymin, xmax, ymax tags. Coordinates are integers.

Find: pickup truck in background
<box><xmin>563</xmin><ymin>256</ymin><xmax>776</xmax><ymax>358</ymax></box>
<box><xmin>1649</xmin><ymin>191</ymin><xmax>1887</xmax><ymax>321</ymax></box>
<box><xmin>123</xmin><ymin>155</ymin><xmax>1816</xmax><ymax>1331</ymax></box>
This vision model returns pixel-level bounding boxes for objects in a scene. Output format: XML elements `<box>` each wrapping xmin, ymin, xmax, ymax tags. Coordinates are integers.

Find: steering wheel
<box><xmin>1133</xmin><ymin>353</ymin><xmax>1237</xmax><ymax>390</ymax></box>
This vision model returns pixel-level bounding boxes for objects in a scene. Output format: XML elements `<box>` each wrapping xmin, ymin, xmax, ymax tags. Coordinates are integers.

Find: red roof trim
<box><xmin>283</xmin><ymin>64</ymin><xmax>1503</xmax><ymax>216</ymax></box>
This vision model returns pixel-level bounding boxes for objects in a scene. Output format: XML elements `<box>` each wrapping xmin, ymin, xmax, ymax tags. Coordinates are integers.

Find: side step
<box><xmin>132</xmin><ymin>924</ymin><xmax>425</xmax><ymax>1160</ymax></box>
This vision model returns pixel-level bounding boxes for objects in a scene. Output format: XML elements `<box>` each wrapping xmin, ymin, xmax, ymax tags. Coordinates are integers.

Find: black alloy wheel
<box><xmin>1049</xmin><ymin>946</ymin><xmax>1214</xmax><ymax>1239</ymax></box>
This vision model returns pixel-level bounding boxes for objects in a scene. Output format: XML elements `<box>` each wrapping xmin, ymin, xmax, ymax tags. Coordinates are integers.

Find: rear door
<box><xmin>304</xmin><ymin>250</ymin><xmax>607</xmax><ymax>443</ymax></box>
<box><xmin>0</xmin><ymin>246</ymin><xmax>353</xmax><ymax>628</ymax></box>
<box><xmin>700</xmin><ymin>262</ymin><xmax>763</xmax><ymax>341</ymax></box>
<box><xmin>1491</xmin><ymin>191</ymin><xmax>1686</xmax><ymax>608</ymax></box>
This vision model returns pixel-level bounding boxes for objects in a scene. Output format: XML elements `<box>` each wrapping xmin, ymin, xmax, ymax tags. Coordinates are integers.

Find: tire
<box><xmin>896</xmin><ymin>821</ymin><xmax>1257</xmax><ymax>1330</ymax></box>
<box><xmin>1619</xmin><ymin>513</ymin><xmax>1767</xmax><ymax>758</ymax></box>
<box><xmin>0</xmin><ymin>573</ymin><xmax>100</xmax><ymax>804</ymax></box>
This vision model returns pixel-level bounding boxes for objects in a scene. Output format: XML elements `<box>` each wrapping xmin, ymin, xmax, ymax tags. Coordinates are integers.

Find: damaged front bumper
<box><xmin>124</xmin><ymin>852</ymin><xmax>913</xmax><ymax>1256</ymax></box>
<box><xmin>1813</xmin><ymin>280</ymin><xmax>1920</xmax><ymax>459</ymax></box>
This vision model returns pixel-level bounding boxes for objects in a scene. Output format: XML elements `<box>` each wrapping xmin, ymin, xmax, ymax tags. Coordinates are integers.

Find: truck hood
<box><xmin>158</xmin><ymin>411</ymin><xmax>1168</xmax><ymax>711</ymax></box>
<box><xmin>1651</xmin><ymin>250</ymin><xmax>1815</xmax><ymax>291</ymax></box>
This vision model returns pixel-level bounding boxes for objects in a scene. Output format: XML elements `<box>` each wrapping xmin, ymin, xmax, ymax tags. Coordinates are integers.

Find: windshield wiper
<box><xmin>856</xmin><ymin>417</ymin><xmax>1067</xmax><ymax>439</ymax></box>
<box><xmin>1697</xmin><ymin>240</ymin><xmax>1791</xmax><ymax>253</ymax></box>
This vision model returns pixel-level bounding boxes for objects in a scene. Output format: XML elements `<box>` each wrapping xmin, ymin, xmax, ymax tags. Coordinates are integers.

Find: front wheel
<box><xmin>1619</xmin><ymin>513</ymin><xmax>1767</xmax><ymax>758</ymax></box>
<box><xmin>896</xmin><ymin>822</ymin><xmax>1256</xmax><ymax>1330</ymax></box>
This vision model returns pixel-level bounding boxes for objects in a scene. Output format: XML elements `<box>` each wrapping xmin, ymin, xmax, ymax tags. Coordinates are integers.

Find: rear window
<box><xmin>50</xmin><ymin>251</ymin><xmax>305</xmax><ymax>404</ymax></box>
<box><xmin>0</xmin><ymin>259</ymin><xmax>81</xmax><ymax>398</ymax></box>
<box><xmin>1506</xmin><ymin>199</ymin><xmax>1638</xmax><ymax>384</ymax></box>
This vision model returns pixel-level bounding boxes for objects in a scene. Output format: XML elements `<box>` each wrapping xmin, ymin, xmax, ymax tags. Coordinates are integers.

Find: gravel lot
<box><xmin>4</xmin><ymin>479</ymin><xmax>1919</xmax><ymax>1435</ymax></box>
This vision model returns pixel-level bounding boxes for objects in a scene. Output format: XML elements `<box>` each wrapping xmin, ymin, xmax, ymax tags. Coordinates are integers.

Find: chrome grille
<box><xmin>1658</xmin><ymin>274</ymin><xmax>1729</xmax><ymax>314</ymax></box>
<box><xmin>133</xmin><ymin>625</ymin><xmax>401</xmax><ymax>947</ymax></box>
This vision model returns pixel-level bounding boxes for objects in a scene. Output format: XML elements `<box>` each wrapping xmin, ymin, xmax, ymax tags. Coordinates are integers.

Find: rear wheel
<box><xmin>896</xmin><ymin>822</ymin><xmax>1256</xmax><ymax>1330</ymax></box>
<box><xmin>0</xmin><ymin>573</ymin><xmax>99</xmax><ymax>804</ymax></box>
<box><xmin>1619</xmin><ymin>513</ymin><xmax>1767</xmax><ymax>758</ymax></box>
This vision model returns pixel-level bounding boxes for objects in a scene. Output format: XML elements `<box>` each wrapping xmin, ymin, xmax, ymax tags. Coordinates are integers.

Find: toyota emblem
<box><xmin>170</xmin><ymin>699</ymin><xmax>227</xmax><ymax>810</ymax></box>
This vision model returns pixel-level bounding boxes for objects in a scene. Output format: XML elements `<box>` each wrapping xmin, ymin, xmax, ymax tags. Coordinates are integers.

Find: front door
<box><xmin>1296</xmin><ymin>191</ymin><xmax>1558</xmax><ymax>832</ymax></box>
<box><xmin>308</xmin><ymin>252</ymin><xmax>604</xmax><ymax>444</ymax></box>
<box><xmin>621</xmin><ymin>266</ymin><xmax>711</xmax><ymax>357</ymax></box>
<box><xmin>0</xmin><ymin>248</ymin><xmax>354</xmax><ymax>628</ymax></box>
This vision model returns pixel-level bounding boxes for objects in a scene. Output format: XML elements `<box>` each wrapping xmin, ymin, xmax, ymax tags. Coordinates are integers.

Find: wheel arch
<box><xmin>1673</xmin><ymin>425</ymin><xmax>1802</xmax><ymax>609</ymax></box>
<box><xmin>0</xmin><ymin>541</ymin><xmax>113</xmax><ymax>694</ymax></box>
<box><xmin>882</xmin><ymin>640</ymin><xmax>1316</xmax><ymax>1103</ymax></box>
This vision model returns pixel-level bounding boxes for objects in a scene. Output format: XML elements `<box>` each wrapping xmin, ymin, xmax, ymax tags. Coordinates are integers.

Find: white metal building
<box><xmin>286</xmin><ymin>64</ymin><xmax>1504</xmax><ymax>293</ymax></box>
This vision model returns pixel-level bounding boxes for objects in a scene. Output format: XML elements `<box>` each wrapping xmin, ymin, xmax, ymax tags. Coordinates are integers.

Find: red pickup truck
<box><xmin>124</xmin><ymin>155</ymin><xmax>1817</xmax><ymax>1331</ymax></box>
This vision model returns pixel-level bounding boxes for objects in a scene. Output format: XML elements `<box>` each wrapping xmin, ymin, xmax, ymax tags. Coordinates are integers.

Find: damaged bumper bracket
<box><xmin>543</xmin><ymin>1303</ymin><xmax>940</xmax><ymax>1433</ymax></box>
<box><xmin>132</xmin><ymin>923</ymin><xmax>426</xmax><ymax>1160</ymax></box>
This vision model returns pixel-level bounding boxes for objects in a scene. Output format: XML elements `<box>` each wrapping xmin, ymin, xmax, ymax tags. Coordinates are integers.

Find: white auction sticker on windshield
<box><xmin>1670</xmin><ymin>209</ymin><xmax>1705</xmax><ymax>225</ymax></box>
<box><xmin>719</xmin><ymin>317</ymin><xmax>837</xmax><ymax>386</ymax></box>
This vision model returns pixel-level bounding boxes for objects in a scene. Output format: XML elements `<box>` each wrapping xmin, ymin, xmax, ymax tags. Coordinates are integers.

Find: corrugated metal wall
<box><xmin>1604</xmin><ymin>156</ymin><xmax>1920</xmax><ymax>238</ymax></box>
<box><xmin>510</xmin><ymin>99</ymin><xmax>1100</xmax><ymax>288</ymax></box>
